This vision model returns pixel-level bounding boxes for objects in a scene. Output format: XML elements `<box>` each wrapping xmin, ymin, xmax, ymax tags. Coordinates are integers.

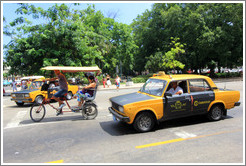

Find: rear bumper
<box><xmin>108</xmin><ymin>107</ymin><xmax>130</xmax><ymax>122</ymax></box>
<box><xmin>234</xmin><ymin>102</ymin><xmax>241</xmax><ymax>106</ymax></box>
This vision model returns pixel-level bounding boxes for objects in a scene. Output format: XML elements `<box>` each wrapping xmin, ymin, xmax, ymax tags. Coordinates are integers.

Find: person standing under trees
<box><xmin>102</xmin><ymin>77</ymin><xmax>106</xmax><ymax>88</ymax></box>
<box><xmin>115</xmin><ymin>75</ymin><xmax>121</xmax><ymax>91</ymax></box>
<box><xmin>106</xmin><ymin>74</ymin><xmax>111</xmax><ymax>88</ymax></box>
<box><xmin>12</xmin><ymin>79</ymin><xmax>17</xmax><ymax>92</ymax></box>
<box><xmin>52</xmin><ymin>70</ymin><xmax>68</xmax><ymax>116</ymax></box>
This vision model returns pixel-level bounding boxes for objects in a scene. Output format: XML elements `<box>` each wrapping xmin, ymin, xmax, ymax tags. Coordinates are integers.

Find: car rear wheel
<box><xmin>207</xmin><ymin>105</ymin><xmax>223</xmax><ymax>121</ymax></box>
<box><xmin>133</xmin><ymin>112</ymin><xmax>155</xmax><ymax>132</ymax></box>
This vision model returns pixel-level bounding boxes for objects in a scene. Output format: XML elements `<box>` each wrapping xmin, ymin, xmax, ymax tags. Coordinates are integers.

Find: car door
<box><xmin>163</xmin><ymin>80</ymin><xmax>192</xmax><ymax>120</ymax></box>
<box><xmin>188</xmin><ymin>79</ymin><xmax>215</xmax><ymax>114</ymax></box>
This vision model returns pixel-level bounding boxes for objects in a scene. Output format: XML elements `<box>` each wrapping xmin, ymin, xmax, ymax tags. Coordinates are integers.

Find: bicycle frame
<box><xmin>39</xmin><ymin>96</ymin><xmax>73</xmax><ymax>113</ymax></box>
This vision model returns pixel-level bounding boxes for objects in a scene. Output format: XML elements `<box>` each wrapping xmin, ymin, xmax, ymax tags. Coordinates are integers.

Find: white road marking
<box><xmin>169</xmin><ymin>128</ymin><xmax>197</xmax><ymax>138</ymax></box>
<box><xmin>4</xmin><ymin>111</ymin><xmax>27</xmax><ymax>129</ymax></box>
<box><xmin>174</xmin><ymin>130</ymin><xmax>197</xmax><ymax>138</ymax></box>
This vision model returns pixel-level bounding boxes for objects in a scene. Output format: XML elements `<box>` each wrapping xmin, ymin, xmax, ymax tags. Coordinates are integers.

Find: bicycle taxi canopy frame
<box><xmin>41</xmin><ymin>66</ymin><xmax>101</xmax><ymax>74</ymax></box>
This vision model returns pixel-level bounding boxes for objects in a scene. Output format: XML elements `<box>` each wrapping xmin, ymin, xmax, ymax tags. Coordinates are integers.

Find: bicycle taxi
<box><xmin>29</xmin><ymin>66</ymin><xmax>101</xmax><ymax>122</ymax></box>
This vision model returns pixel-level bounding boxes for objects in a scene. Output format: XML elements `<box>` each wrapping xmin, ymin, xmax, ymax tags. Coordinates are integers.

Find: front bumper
<box><xmin>234</xmin><ymin>102</ymin><xmax>241</xmax><ymax>106</ymax></box>
<box><xmin>108</xmin><ymin>107</ymin><xmax>130</xmax><ymax>122</ymax></box>
<box><xmin>11</xmin><ymin>98</ymin><xmax>32</xmax><ymax>102</ymax></box>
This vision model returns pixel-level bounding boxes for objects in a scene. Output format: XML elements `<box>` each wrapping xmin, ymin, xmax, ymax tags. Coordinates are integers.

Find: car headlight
<box><xmin>118</xmin><ymin>106</ymin><xmax>124</xmax><ymax>113</ymax></box>
<box><xmin>24</xmin><ymin>94</ymin><xmax>30</xmax><ymax>97</ymax></box>
<box><xmin>12</xmin><ymin>94</ymin><xmax>16</xmax><ymax>97</ymax></box>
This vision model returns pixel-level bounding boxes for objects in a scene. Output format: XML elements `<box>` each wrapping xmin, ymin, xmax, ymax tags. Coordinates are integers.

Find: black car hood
<box><xmin>109</xmin><ymin>92</ymin><xmax>155</xmax><ymax>106</ymax></box>
<box><xmin>11</xmin><ymin>89</ymin><xmax>38</xmax><ymax>94</ymax></box>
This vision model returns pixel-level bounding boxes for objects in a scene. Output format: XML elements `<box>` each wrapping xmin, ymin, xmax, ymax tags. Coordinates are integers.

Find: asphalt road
<box><xmin>2</xmin><ymin>81</ymin><xmax>244</xmax><ymax>164</ymax></box>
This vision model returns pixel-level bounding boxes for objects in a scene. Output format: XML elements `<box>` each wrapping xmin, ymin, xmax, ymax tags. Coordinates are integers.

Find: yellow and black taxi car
<box><xmin>108</xmin><ymin>71</ymin><xmax>240</xmax><ymax>132</ymax></box>
<box><xmin>11</xmin><ymin>78</ymin><xmax>78</xmax><ymax>106</ymax></box>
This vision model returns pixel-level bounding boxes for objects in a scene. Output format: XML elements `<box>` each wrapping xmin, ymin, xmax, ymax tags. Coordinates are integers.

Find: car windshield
<box><xmin>140</xmin><ymin>79</ymin><xmax>167</xmax><ymax>96</ymax></box>
<box><xmin>29</xmin><ymin>81</ymin><xmax>44</xmax><ymax>90</ymax></box>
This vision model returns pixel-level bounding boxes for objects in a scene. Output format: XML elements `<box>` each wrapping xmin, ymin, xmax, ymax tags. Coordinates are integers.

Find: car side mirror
<box><xmin>164</xmin><ymin>93</ymin><xmax>172</xmax><ymax>97</ymax></box>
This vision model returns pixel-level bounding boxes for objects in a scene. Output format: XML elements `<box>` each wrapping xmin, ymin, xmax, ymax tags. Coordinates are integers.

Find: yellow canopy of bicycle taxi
<box><xmin>41</xmin><ymin>66</ymin><xmax>101</xmax><ymax>73</ymax></box>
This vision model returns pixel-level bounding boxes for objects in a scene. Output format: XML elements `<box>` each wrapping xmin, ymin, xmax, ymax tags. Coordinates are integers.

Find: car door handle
<box><xmin>185</xmin><ymin>96</ymin><xmax>191</xmax><ymax>101</ymax></box>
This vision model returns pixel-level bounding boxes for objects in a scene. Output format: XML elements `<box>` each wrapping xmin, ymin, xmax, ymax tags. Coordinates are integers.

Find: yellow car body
<box><xmin>109</xmin><ymin>71</ymin><xmax>240</xmax><ymax>132</ymax></box>
<box><xmin>11</xmin><ymin>79</ymin><xmax>78</xmax><ymax>106</ymax></box>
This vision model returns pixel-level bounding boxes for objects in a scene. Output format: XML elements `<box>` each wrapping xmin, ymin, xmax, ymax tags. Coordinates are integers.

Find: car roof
<box><xmin>149</xmin><ymin>72</ymin><xmax>217</xmax><ymax>88</ymax></box>
<box><xmin>151</xmin><ymin>73</ymin><xmax>209</xmax><ymax>81</ymax></box>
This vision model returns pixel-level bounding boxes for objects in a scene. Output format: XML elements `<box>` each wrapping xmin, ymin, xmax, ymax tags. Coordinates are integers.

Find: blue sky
<box><xmin>2</xmin><ymin>2</ymin><xmax>154</xmax><ymax>47</ymax></box>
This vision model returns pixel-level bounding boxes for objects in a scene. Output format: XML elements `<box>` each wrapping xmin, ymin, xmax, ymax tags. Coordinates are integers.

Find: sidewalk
<box><xmin>97</xmin><ymin>83</ymin><xmax>144</xmax><ymax>91</ymax></box>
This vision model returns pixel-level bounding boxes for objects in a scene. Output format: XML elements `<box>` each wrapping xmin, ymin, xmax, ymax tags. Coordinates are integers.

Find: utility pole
<box><xmin>120</xmin><ymin>60</ymin><xmax>122</xmax><ymax>77</ymax></box>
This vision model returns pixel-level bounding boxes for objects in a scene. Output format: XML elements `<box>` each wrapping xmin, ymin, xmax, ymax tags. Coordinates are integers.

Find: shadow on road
<box><xmin>7</xmin><ymin>104</ymin><xmax>34</xmax><ymax>108</ymax></box>
<box><xmin>99</xmin><ymin>115</ymin><xmax>233</xmax><ymax>136</ymax></box>
<box><xmin>99</xmin><ymin>121</ymin><xmax>137</xmax><ymax>136</ymax></box>
<box><xmin>20</xmin><ymin>114</ymin><xmax>86</xmax><ymax>125</ymax></box>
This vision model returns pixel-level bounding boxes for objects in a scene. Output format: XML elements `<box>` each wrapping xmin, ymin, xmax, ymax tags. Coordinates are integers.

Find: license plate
<box><xmin>112</xmin><ymin>115</ymin><xmax>118</xmax><ymax>121</ymax></box>
<box><xmin>17</xmin><ymin>101</ymin><xmax>23</xmax><ymax>103</ymax></box>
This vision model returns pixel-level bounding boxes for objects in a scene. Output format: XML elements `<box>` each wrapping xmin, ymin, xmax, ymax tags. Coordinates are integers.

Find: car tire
<box><xmin>133</xmin><ymin>112</ymin><xmax>155</xmax><ymax>132</ymax></box>
<box><xmin>207</xmin><ymin>105</ymin><xmax>223</xmax><ymax>121</ymax></box>
<box><xmin>66</xmin><ymin>91</ymin><xmax>73</xmax><ymax>100</ymax></box>
<box><xmin>16</xmin><ymin>102</ymin><xmax>24</xmax><ymax>106</ymax></box>
<box><xmin>35</xmin><ymin>95</ymin><xmax>44</xmax><ymax>105</ymax></box>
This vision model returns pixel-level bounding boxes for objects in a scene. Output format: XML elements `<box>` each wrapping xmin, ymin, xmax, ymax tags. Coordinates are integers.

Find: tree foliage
<box><xmin>3</xmin><ymin>3</ymin><xmax>243</xmax><ymax>76</ymax></box>
<box><xmin>132</xmin><ymin>3</ymin><xmax>243</xmax><ymax>73</ymax></box>
<box><xmin>4</xmin><ymin>3</ymin><xmax>137</xmax><ymax>76</ymax></box>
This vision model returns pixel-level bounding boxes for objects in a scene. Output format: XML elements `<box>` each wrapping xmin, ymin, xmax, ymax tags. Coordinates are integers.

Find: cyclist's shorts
<box><xmin>54</xmin><ymin>89</ymin><xmax>68</xmax><ymax>98</ymax></box>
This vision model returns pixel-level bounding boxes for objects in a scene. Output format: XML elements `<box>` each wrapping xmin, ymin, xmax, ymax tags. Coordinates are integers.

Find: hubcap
<box><xmin>212</xmin><ymin>107</ymin><xmax>221</xmax><ymax>119</ymax></box>
<box><xmin>139</xmin><ymin>116</ymin><xmax>151</xmax><ymax>130</ymax></box>
<box><xmin>67</xmin><ymin>93</ymin><xmax>72</xmax><ymax>100</ymax></box>
<box><xmin>37</xmin><ymin>97</ymin><xmax>43</xmax><ymax>104</ymax></box>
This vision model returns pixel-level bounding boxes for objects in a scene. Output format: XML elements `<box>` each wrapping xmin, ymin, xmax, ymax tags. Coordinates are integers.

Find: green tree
<box><xmin>132</xmin><ymin>3</ymin><xmax>243</xmax><ymax>74</ymax></box>
<box><xmin>145</xmin><ymin>37</ymin><xmax>185</xmax><ymax>73</ymax></box>
<box><xmin>4</xmin><ymin>3</ymin><xmax>137</xmax><ymax>76</ymax></box>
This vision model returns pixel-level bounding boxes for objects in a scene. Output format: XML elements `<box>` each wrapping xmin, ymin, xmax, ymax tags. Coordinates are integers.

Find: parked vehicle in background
<box><xmin>11</xmin><ymin>77</ymin><xmax>78</xmax><ymax>106</ymax></box>
<box><xmin>3</xmin><ymin>80</ymin><xmax>11</xmax><ymax>86</ymax></box>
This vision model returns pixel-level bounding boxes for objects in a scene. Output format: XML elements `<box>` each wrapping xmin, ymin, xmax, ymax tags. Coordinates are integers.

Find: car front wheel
<box><xmin>35</xmin><ymin>95</ymin><xmax>44</xmax><ymax>104</ymax></box>
<box><xmin>133</xmin><ymin>112</ymin><xmax>155</xmax><ymax>132</ymax></box>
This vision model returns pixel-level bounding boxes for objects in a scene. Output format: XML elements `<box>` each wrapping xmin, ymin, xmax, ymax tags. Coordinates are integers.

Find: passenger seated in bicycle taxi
<box><xmin>74</xmin><ymin>75</ymin><xmax>96</xmax><ymax>108</ymax></box>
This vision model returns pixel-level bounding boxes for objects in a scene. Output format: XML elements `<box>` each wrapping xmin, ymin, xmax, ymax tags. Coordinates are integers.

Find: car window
<box><xmin>29</xmin><ymin>81</ymin><xmax>44</xmax><ymax>89</ymax></box>
<box><xmin>189</xmin><ymin>79</ymin><xmax>211</xmax><ymax>92</ymax></box>
<box><xmin>140</xmin><ymin>79</ymin><xmax>167</xmax><ymax>96</ymax></box>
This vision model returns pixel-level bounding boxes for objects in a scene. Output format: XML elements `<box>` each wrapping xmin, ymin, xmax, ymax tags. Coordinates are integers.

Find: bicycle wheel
<box><xmin>30</xmin><ymin>104</ymin><xmax>46</xmax><ymax>122</ymax></box>
<box><xmin>82</xmin><ymin>104</ymin><xmax>98</xmax><ymax>120</ymax></box>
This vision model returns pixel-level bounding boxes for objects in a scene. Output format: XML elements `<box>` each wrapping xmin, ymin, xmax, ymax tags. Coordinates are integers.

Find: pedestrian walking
<box><xmin>12</xmin><ymin>79</ymin><xmax>17</xmax><ymax>92</ymax></box>
<box><xmin>102</xmin><ymin>77</ymin><xmax>106</xmax><ymax>88</ymax></box>
<box><xmin>106</xmin><ymin>74</ymin><xmax>111</xmax><ymax>88</ymax></box>
<box><xmin>115</xmin><ymin>75</ymin><xmax>121</xmax><ymax>91</ymax></box>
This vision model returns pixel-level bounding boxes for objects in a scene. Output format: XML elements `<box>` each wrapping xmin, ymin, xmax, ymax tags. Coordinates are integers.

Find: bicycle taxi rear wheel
<box><xmin>82</xmin><ymin>104</ymin><xmax>98</xmax><ymax>120</ymax></box>
<box><xmin>30</xmin><ymin>104</ymin><xmax>46</xmax><ymax>122</ymax></box>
